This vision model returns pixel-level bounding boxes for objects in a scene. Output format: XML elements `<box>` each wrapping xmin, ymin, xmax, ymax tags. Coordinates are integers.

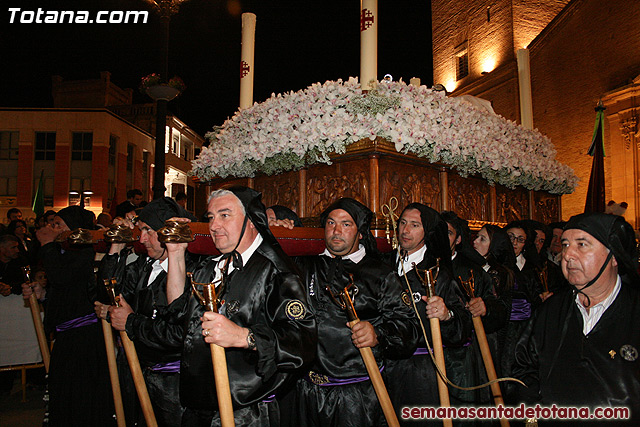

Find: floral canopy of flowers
<box><xmin>192</xmin><ymin>78</ymin><xmax>577</xmax><ymax>194</ymax></box>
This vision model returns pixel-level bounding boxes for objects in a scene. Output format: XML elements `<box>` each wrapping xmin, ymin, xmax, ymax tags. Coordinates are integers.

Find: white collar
<box><xmin>575</xmin><ymin>275</ymin><xmax>621</xmax><ymax>335</ymax></box>
<box><xmin>147</xmin><ymin>257</ymin><xmax>169</xmax><ymax>286</ymax></box>
<box><xmin>397</xmin><ymin>245</ymin><xmax>427</xmax><ymax>275</ymax></box>
<box><xmin>153</xmin><ymin>257</ymin><xmax>169</xmax><ymax>272</ymax></box>
<box><xmin>321</xmin><ymin>244</ymin><xmax>366</xmax><ymax>264</ymax></box>
<box><xmin>215</xmin><ymin>233</ymin><xmax>263</xmax><ymax>275</ymax></box>
<box><xmin>516</xmin><ymin>253</ymin><xmax>526</xmax><ymax>270</ymax></box>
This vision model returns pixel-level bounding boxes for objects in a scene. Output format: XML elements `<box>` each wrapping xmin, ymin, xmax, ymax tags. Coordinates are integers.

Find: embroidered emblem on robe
<box><xmin>286</xmin><ymin>300</ymin><xmax>306</xmax><ymax>320</ymax></box>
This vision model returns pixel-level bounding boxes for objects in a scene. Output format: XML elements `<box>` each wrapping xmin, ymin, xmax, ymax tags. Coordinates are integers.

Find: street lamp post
<box><xmin>144</xmin><ymin>0</ymin><xmax>189</xmax><ymax>200</ymax></box>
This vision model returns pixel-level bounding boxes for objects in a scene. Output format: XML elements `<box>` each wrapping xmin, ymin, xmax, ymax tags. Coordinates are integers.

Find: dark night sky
<box><xmin>1</xmin><ymin>0</ymin><xmax>432</xmax><ymax>136</ymax></box>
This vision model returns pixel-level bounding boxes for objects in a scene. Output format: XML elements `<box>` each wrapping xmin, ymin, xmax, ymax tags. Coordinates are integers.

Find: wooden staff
<box><xmin>416</xmin><ymin>262</ymin><xmax>452</xmax><ymax>427</ymax></box>
<box><xmin>327</xmin><ymin>278</ymin><xmax>399</xmax><ymax>427</ymax></box>
<box><xmin>459</xmin><ymin>272</ymin><xmax>509</xmax><ymax>427</ymax></box>
<box><xmin>22</xmin><ymin>266</ymin><xmax>50</xmax><ymax>372</ymax></box>
<box><xmin>191</xmin><ymin>274</ymin><xmax>235</xmax><ymax>427</ymax></box>
<box><xmin>101</xmin><ymin>317</ymin><xmax>126</xmax><ymax>427</ymax></box>
<box><xmin>105</xmin><ymin>279</ymin><xmax>158</xmax><ymax>427</ymax></box>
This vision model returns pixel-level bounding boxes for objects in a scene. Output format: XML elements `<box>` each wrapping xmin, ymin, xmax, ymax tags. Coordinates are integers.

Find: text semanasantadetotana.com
<box><xmin>402</xmin><ymin>404</ymin><xmax>630</xmax><ymax>420</ymax></box>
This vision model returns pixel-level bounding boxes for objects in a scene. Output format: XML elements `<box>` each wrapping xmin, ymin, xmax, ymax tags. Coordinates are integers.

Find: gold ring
<box><xmin>203</xmin><ymin>329</ymin><xmax>210</xmax><ymax>337</ymax></box>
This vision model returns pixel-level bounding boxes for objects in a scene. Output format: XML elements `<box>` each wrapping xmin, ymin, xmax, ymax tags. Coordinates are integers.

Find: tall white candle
<box><xmin>240</xmin><ymin>13</ymin><xmax>257</xmax><ymax>110</ymax></box>
<box><xmin>517</xmin><ymin>48</ymin><xmax>533</xmax><ymax>129</ymax></box>
<box><xmin>360</xmin><ymin>0</ymin><xmax>378</xmax><ymax>91</ymax></box>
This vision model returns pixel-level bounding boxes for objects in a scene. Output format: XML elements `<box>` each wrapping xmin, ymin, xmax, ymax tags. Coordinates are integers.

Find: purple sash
<box><xmin>150</xmin><ymin>360</ymin><xmax>181</xmax><ymax>373</ymax></box>
<box><xmin>305</xmin><ymin>366</ymin><xmax>385</xmax><ymax>387</ymax></box>
<box><xmin>510</xmin><ymin>298</ymin><xmax>532</xmax><ymax>321</ymax></box>
<box><xmin>55</xmin><ymin>313</ymin><xmax>98</xmax><ymax>332</ymax></box>
<box><xmin>414</xmin><ymin>347</ymin><xmax>433</xmax><ymax>356</ymax></box>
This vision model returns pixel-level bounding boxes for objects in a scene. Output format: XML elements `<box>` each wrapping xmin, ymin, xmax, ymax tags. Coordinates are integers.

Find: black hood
<box><xmin>320</xmin><ymin>198</ymin><xmax>377</xmax><ymax>255</ymax></box>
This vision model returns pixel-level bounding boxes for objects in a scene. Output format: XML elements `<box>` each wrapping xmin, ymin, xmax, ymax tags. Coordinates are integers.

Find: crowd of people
<box><xmin>4</xmin><ymin>187</ymin><xmax>639</xmax><ymax>426</ymax></box>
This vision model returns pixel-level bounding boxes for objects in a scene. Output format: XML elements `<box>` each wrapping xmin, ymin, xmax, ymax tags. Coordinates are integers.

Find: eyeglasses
<box><xmin>508</xmin><ymin>233</ymin><xmax>526</xmax><ymax>244</ymax></box>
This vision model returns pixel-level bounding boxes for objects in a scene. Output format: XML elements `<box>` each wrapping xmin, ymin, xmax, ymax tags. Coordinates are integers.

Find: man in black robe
<box><xmin>36</xmin><ymin>206</ymin><xmax>114</xmax><ymax>426</ymax></box>
<box><xmin>383</xmin><ymin>203</ymin><xmax>471</xmax><ymax>424</ymax></box>
<box><xmin>524</xmin><ymin>219</ymin><xmax>569</xmax><ymax>297</ymax></box>
<box><xmin>288</xmin><ymin>197</ymin><xmax>419</xmax><ymax>426</ymax></box>
<box><xmin>95</xmin><ymin>197</ymin><xmax>197</xmax><ymax>426</ymax></box>
<box><xmin>546</xmin><ymin>221</ymin><xmax>566</xmax><ymax>266</ymax></box>
<box><xmin>514</xmin><ymin>212</ymin><xmax>640</xmax><ymax>425</ymax></box>
<box><xmin>441</xmin><ymin>211</ymin><xmax>508</xmax><ymax>406</ymax></box>
<box><xmin>165</xmin><ymin>186</ymin><xmax>316</xmax><ymax>426</ymax></box>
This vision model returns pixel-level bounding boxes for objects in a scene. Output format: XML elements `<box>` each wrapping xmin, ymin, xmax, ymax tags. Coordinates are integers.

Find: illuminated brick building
<box><xmin>432</xmin><ymin>0</ymin><xmax>640</xmax><ymax>225</ymax></box>
<box><xmin>0</xmin><ymin>72</ymin><xmax>204</xmax><ymax>222</ymax></box>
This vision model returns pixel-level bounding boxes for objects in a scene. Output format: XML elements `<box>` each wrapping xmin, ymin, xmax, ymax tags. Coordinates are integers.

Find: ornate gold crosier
<box><xmin>190</xmin><ymin>272</ymin><xmax>225</xmax><ymax>313</ymax></box>
<box><xmin>325</xmin><ymin>273</ymin><xmax>359</xmax><ymax>322</ymax></box>
<box><xmin>381</xmin><ymin>197</ymin><xmax>399</xmax><ymax>250</ymax></box>
<box><xmin>104</xmin><ymin>278</ymin><xmax>121</xmax><ymax>307</ymax></box>
<box><xmin>458</xmin><ymin>270</ymin><xmax>475</xmax><ymax>299</ymax></box>
<box><xmin>414</xmin><ymin>259</ymin><xmax>440</xmax><ymax>298</ymax></box>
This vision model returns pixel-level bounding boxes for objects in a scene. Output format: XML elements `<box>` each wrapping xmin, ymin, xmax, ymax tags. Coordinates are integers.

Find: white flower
<box><xmin>191</xmin><ymin>78</ymin><xmax>577</xmax><ymax>194</ymax></box>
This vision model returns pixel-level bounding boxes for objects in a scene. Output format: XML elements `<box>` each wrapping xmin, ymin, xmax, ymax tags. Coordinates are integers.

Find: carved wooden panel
<box><xmin>207</xmin><ymin>141</ymin><xmax>561</xmax><ymax>227</ymax></box>
<box><xmin>533</xmin><ymin>192</ymin><xmax>560</xmax><ymax>224</ymax></box>
<box><xmin>379</xmin><ymin>159</ymin><xmax>442</xmax><ymax>211</ymax></box>
<box><xmin>254</xmin><ymin>171</ymin><xmax>300</xmax><ymax>213</ymax></box>
<box><xmin>495</xmin><ymin>185</ymin><xmax>529</xmax><ymax>223</ymax></box>
<box><xmin>447</xmin><ymin>174</ymin><xmax>490</xmax><ymax>221</ymax></box>
<box><xmin>207</xmin><ymin>178</ymin><xmax>250</xmax><ymax>191</ymax></box>
<box><xmin>305</xmin><ymin>159</ymin><xmax>370</xmax><ymax>217</ymax></box>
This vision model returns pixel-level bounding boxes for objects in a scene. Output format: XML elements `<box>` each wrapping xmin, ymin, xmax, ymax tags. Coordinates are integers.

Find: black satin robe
<box><xmin>99</xmin><ymin>250</ymin><xmax>196</xmax><ymax>426</ymax></box>
<box><xmin>447</xmin><ymin>254</ymin><xmax>509</xmax><ymax>407</ymax></box>
<box><xmin>502</xmin><ymin>263</ymin><xmax>544</xmax><ymax>400</ymax></box>
<box><xmin>485</xmin><ymin>261</ymin><xmax>513</xmax><ymax>378</ymax></box>
<box><xmin>99</xmin><ymin>250</ymin><xmax>192</xmax><ymax>365</ymax></box>
<box><xmin>180</xmin><ymin>240</ymin><xmax>317</xmax><ymax>416</ymax></box>
<box><xmin>382</xmin><ymin>251</ymin><xmax>472</xmax><ymax>425</ymax></box>
<box><xmin>40</xmin><ymin>242</ymin><xmax>114</xmax><ymax>426</ymax></box>
<box><xmin>289</xmin><ymin>253</ymin><xmax>420</xmax><ymax>426</ymax></box>
<box><xmin>513</xmin><ymin>277</ymin><xmax>640</xmax><ymax>425</ymax></box>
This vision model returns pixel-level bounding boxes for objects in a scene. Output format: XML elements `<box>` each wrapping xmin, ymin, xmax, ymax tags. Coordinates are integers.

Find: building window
<box><xmin>181</xmin><ymin>140</ymin><xmax>192</xmax><ymax>161</ymax></box>
<box><xmin>72</xmin><ymin>132</ymin><xmax>93</xmax><ymax>160</ymax></box>
<box><xmin>172</xmin><ymin>133</ymin><xmax>180</xmax><ymax>155</ymax></box>
<box><xmin>35</xmin><ymin>132</ymin><xmax>56</xmax><ymax>160</ymax></box>
<box><xmin>69</xmin><ymin>177</ymin><xmax>92</xmax><ymax>207</ymax></box>
<box><xmin>109</xmin><ymin>134</ymin><xmax>118</xmax><ymax>166</ymax></box>
<box><xmin>107</xmin><ymin>179</ymin><xmax>115</xmax><ymax>209</ymax></box>
<box><xmin>127</xmin><ymin>144</ymin><xmax>134</xmax><ymax>172</ymax></box>
<box><xmin>142</xmin><ymin>151</ymin><xmax>150</xmax><ymax>198</ymax></box>
<box><xmin>455</xmin><ymin>42</ymin><xmax>469</xmax><ymax>81</ymax></box>
<box><xmin>0</xmin><ymin>131</ymin><xmax>19</xmax><ymax>160</ymax></box>
<box><xmin>0</xmin><ymin>177</ymin><xmax>17</xmax><ymax>196</ymax></box>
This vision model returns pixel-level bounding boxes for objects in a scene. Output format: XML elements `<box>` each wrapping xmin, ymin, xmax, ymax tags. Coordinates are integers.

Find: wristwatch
<box><xmin>246</xmin><ymin>329</ymin><xmax>256</xmax><ymax>350</ymax></box>
<box><xmin>446</xmin><ymin>309</ymin><xmax>454</xmax><ymax>321</ymax></box>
